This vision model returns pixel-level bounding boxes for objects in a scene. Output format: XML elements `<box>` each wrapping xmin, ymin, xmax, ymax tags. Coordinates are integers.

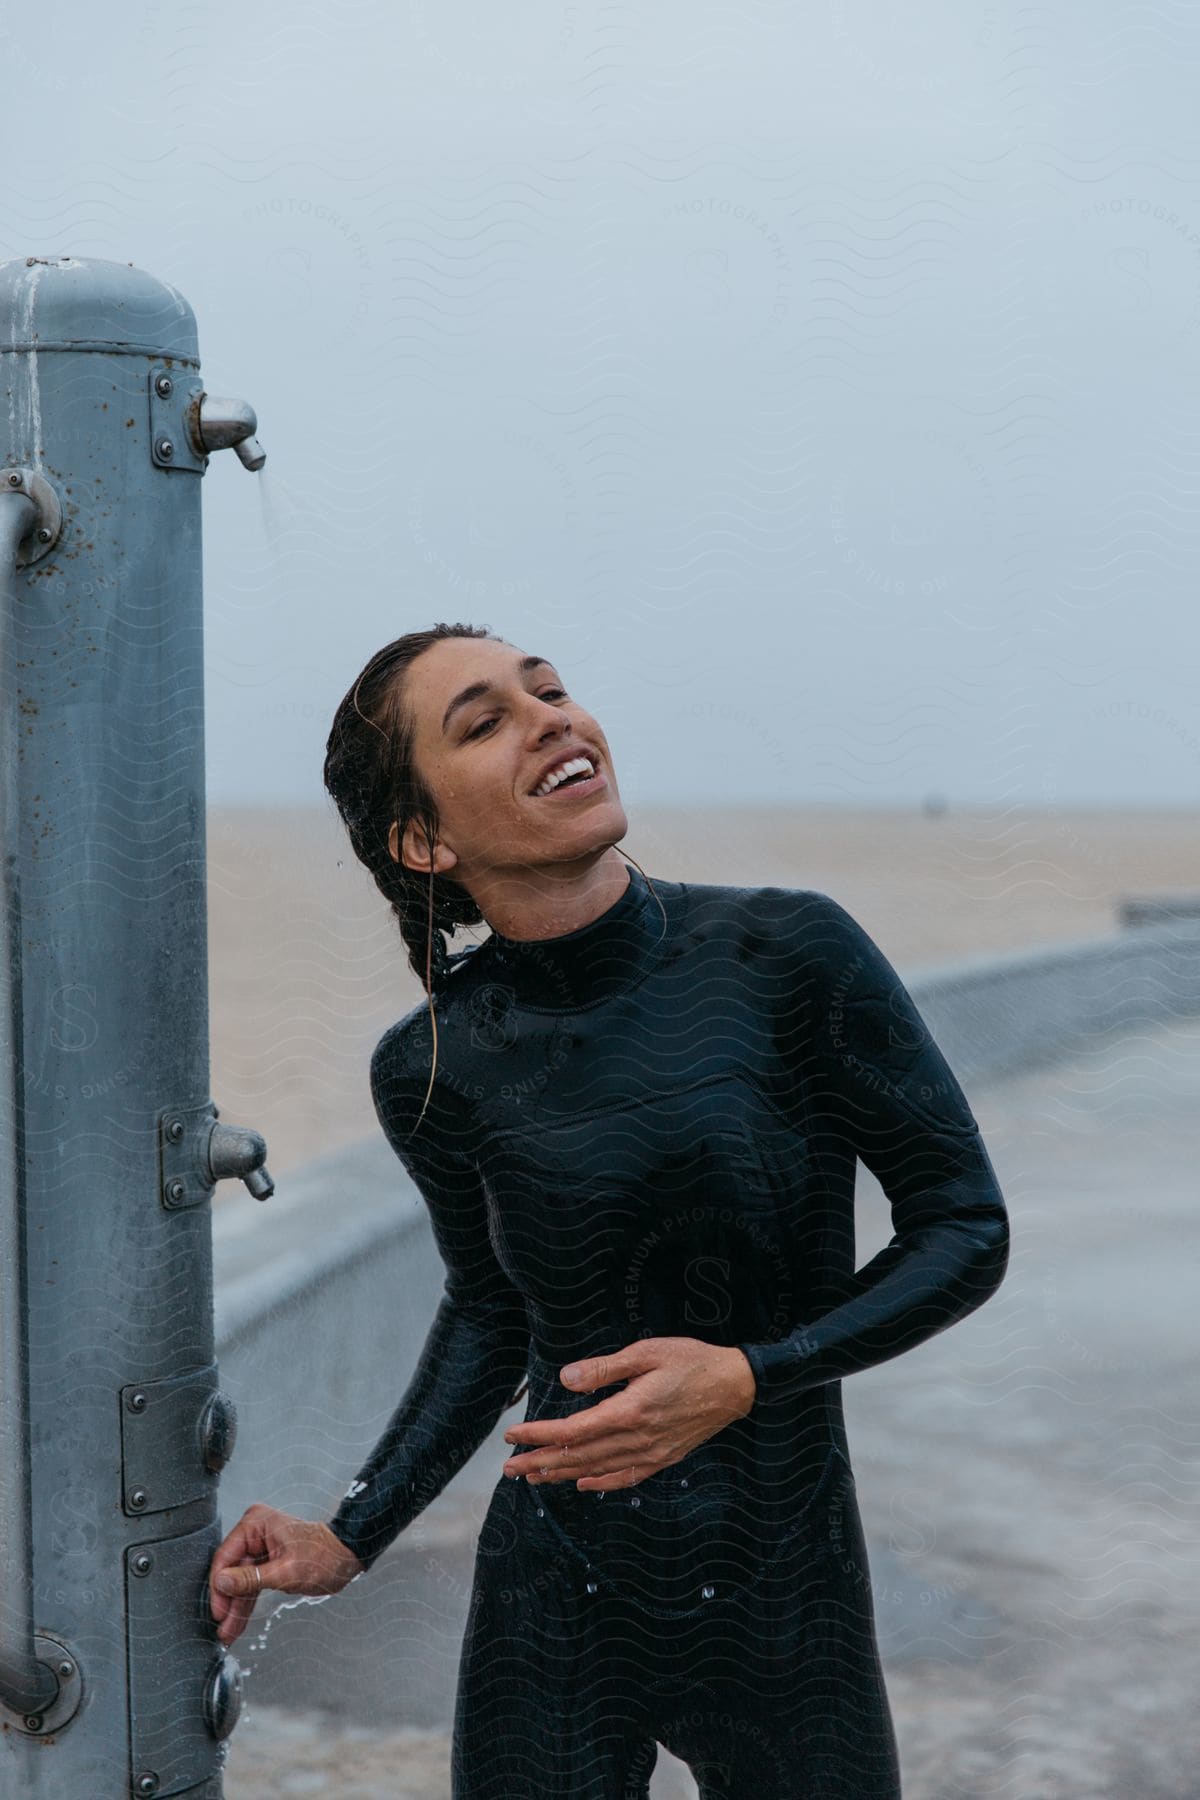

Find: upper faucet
<box><xmin>189</xmin><ymin>395</ymin><xmax>266</xmax><ymax>471</ymax></box>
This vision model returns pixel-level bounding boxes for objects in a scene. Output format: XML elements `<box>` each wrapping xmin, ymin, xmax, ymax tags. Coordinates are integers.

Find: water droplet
<box><xmin>585</xmin><ymin>1580</ymin><xmax>598</xmax><ymax>1595</ymax></box>
<box><xmin>679</xmin><ymin>1477</ymin><xmax>689</xmax><ymax>1488</ymax></box>
<box><xmin>630</xmin><ymin>1495</ymin><xmax>641</xmax><ymax>1507</ymax></box>
<box><xmin>536</xmin><ymin>1507</ymin><xmax>545</xmax><ymax>1518</ymax></box>
<box><xmin>701</xmin><ymin>1584</ymin><xmax>715</xmax><ymax>1600</ymax></box>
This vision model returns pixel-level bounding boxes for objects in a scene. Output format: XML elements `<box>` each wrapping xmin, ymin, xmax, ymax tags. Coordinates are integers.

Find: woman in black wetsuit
<box><xmin>209</xmin><ymin>622</ymin><xmax>1010</xmax><ymax>1799</ymax></box>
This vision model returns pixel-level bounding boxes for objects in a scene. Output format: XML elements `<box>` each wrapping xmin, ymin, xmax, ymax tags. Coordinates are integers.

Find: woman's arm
<box><xmin>323</xmin><ymin>1018</ymin><xmax>530</xmax><ymax>1573</ymax></box>
<box><xmin>736</xmin><ymin>892</ymin><xmax>1010</xmax><ymax>1410</ymax></box>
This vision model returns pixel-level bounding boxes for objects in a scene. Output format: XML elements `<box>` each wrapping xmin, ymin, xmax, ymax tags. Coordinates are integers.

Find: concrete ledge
<box><xmin>214</xmin><ymin>1136</ymin><xmax>422</xmax><ymax>1347</ymax></box>
<box><xmin>1118</xmin><ymin>891</ymin><xmax>1200</xmax><ymax>926</ymax></box>
<box><xmin>213</xmin><ymin>1135</ymin><xmax>456</xmax><ymax>1535</ymax></box>
<box><xmin>907</xmin><ymin>914</ymin><xmax>1200</xmax><ymax>1085</ymax></box>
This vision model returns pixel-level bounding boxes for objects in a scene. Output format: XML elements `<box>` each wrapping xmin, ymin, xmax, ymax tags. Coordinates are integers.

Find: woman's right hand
<box><xmin>207</xmin><ymin>1503</ymin><xmax>366</xmax><ymax>1647</ymax></box>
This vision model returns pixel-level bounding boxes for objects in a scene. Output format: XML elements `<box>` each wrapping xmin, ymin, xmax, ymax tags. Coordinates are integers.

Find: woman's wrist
<box><xmin>724</xmin><ymin>1346</ymin><xmax>758</xmax><ymax>1419</ymax></box>
<box><xmin>318</xmin><ymin>1520</ymin><xmax>367</xmax><ymax>1576</ymax></box>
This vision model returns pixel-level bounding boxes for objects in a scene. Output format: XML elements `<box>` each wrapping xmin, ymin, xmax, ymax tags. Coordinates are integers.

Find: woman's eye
<box><xmin>467</xmin><ymin>690</ymin><xmax>566</xmax><ymax>740</ymax></box>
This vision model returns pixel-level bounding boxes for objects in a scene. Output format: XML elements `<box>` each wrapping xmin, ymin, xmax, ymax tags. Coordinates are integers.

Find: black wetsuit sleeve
<box><xmin>323</xmin><ymin>1023</ymin><xmax>530</xmax><ymax>1573</ymax></box>
<box><xmin>736</xmin><ymin>893</ymin><xmax>1010</xmax><ymax>1409</ymax></box>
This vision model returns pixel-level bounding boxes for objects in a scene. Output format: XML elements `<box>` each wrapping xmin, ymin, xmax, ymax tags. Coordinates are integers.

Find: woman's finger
<box><xmin>208</xmin><ymin>1509</ymin><xmax>272</xmax><ymax>1628</ymax></box>
<box><xmin>576</xmin><ymin>1462</ymin><xmax>667</xmax><ymax>1492</ymax></box>
<box><xmin>217</xmin><ymin>1591</ymin><xmax>259</xmax><ymax>1647</ymax></box>
<box><xmin>214</xmin><ymin>1559</ymin><xmax>273</xmax><ymax>1599</ymax></box>
<box><xmin>209</xmin><ymin>1526</ymin><xmax>261</xmax><ymax>1626</ymax></box>
<box><xmin>212</xmin><ymin>1559</ymin><xmax>272</xmax><ymax>1646</ymax></box>
<box><xmin>209</xmin><ymin>1532</ymin><xmax>249</xmax><ymax>1625</ymax></box>
<box><xmin>516</xmin><ymin>1434</ymin><xmax>653</xmax><ymax>1482</ymax></box>
<box><xmin>502</xmin><ymin>1395</ymin><xmax>636</xmax><ymax>1454</ymax></box>
<box><xmin>507</xmin><ymin>1432</ymin><xmax>640</xmax><ymax>1476</ymax></box>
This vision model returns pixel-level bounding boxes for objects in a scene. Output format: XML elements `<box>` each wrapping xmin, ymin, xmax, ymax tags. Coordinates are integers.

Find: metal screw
<box><xmin>24</xmin><ymin>1714</ymin><xmax>42</xmax><ymax>1732</ymax></box>
<box><xmin>154</xmin><ymin>374</ymin><xmax>173</xmax><ymax>398</ymax></box>
<box><xmin>166</xmin><ymin>1118</ymin><xmax>185</xmax><ymax>1142</ymax></box>
<box><xmin>164</xmin><ymin>1179</ymin><xmax>185</xmax><ymax>1204</ymax></box>
<box><xmin>7</xmin><ymin>471</ymin><xmax>22</xmax><ymax>487</ymax></box>
<box><xmin>129</xmin><ymin>1489</ymin><xmax>148</xmax><ymax>1510</ymax></box>
<box><xmin>156</xmin><ymin>438</ymin><xmax>174</xmax><ymax>461</ymax></box>
<box><xmin>137</xmin><ymin>1774</ymin><xmax>160</xmax><ymax>1796</ymax></box>
<box><xmin>132</xmin><ymin>1552</ymin><xmax>153</xmax><ymax>1577</ymax></box>
<box><xmin>58</xmin><ymin>1659</ymin><xmax>74</xmax><ymax>1678</ymax></box>
<box><xmin>127</xmin><ymin>1391</ymin><xmax>148</xmax><ymax>1412</ymax></box>
<box><xmin>36</xmin><ymin>526</ymin><xmax>53</xmax><ymax>543</ymax></box>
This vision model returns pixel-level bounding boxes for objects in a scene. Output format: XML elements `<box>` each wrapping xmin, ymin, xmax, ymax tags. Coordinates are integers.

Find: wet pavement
<box><xmin>222</xmin><ymin>1014</ymin><xmax>1200</xmax><ymax>1797</ymax></box>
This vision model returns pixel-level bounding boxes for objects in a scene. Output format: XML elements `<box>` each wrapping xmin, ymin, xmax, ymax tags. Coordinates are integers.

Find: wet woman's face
<box><xmin>391</xmin><ymin>636</ymin><xmax>627</xmax><ymax>879</ymax></box>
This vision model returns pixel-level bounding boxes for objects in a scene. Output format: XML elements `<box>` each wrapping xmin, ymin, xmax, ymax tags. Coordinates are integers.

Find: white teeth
<box><xmin>533</xmin><ymin>755</ymin><xmax>595</xmax><ymax>797</ymax></box>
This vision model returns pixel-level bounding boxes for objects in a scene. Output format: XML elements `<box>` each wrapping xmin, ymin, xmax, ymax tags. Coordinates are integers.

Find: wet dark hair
<box><xmin>323</xmin><ymin>623</ymin><xmax>498</xmax><ymax>1136</ymax></box>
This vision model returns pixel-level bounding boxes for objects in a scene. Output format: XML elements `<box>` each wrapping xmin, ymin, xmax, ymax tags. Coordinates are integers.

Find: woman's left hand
<box><xmin>500</xmin><ymin>1337</ymin><xmax>758</xmax><ymax>1490</ymax></box>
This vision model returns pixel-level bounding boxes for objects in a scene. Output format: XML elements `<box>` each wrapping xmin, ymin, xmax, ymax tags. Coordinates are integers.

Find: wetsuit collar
<box><xmin>480</xmin><ymin>861</ymin><xmax>669</xmax><ymax>1010</ymax></box>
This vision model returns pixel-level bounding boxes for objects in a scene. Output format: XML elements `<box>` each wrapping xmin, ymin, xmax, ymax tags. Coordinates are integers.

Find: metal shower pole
<box><xmin>1</xmin><ymin>255</ymin><xmax>271</xmax><ymax>1798</ymax></box>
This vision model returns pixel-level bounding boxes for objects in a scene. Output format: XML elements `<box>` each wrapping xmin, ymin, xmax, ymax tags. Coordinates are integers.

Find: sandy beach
<box><xmin>207</xmin><ymin>803</ymin><xmax>1200</xmax><ymax>1186</ymax></box>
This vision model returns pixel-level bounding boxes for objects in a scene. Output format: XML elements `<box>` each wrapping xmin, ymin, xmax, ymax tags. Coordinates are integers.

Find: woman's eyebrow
<box><xmin>441</xmin><ymin>656</ymin><xmax>555</xmax><ymax>735</ymax></box>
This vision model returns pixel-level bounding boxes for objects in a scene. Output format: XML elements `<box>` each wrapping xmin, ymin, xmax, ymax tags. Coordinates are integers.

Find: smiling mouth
<box><xmin>529</xmin><ymin>756</ymin><xmax>607</xmax><ymax>799</ymax></box>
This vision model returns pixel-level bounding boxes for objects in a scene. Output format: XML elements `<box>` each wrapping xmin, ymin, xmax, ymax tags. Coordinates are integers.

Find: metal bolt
<box><xmin>137</xmin><ymin>1774</ymin><xmax>160</xmax><ymax>1796</ymax></box>
<box><xmin>156</xmin><ymin>438</ymin><xmax>174</xmax><ymax>461</ymax></box>
<box><xmin>166</xmin><ymin>1118</ymin><xmax>185</xmax><ymax>1142</ymax></box>
<box><xmin>132</xmin><ymin>1552</ymin><xmax>153</xmax><ymax>1577</ymax></box>
<box><xmin>165</xmin><ymin>1179</ymin><xmax>185</xmax><ymax>1204</ymax></box>
<box><xmin>36</xmin><ymin>526</ymin><xmax>53</xmax><ymax>543</ymax></box>
<box><xmin>24</xmin><ymin>1714</ymin><xmax>43</xmax><ymax>1732</ymax></box>
<box><xmin>7</xmin><ymin>471</ymin><xmax>22</xmax><ymax>487</ymax></box>
<box><xmin>155</xmin><ymin>374</ymin><xmax>173</xmax><ymax>398</ymax></box>
<box><xmin>58</xmin><ymin>1659</ymin><xmax>74</xmax><ymax>1678</ymax></box>
<box><xmin>129</xmin><ymin>1488</ymin><xmax>148</xmax><ymax>1510</ymax></box>
<box><xmin>127</xmin><ymin>1390</ymin><xmax>147</xmax><ymax>1412</ymax></box>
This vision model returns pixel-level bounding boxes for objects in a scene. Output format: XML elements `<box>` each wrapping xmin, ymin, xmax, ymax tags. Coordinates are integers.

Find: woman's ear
<box><xmin>393</xmin><ymin>816</ymin><xmax>459</xmax><ymax>879</ymax></box>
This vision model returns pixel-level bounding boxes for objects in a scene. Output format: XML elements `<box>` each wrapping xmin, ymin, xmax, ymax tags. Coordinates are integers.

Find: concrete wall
<box><xmin>907</xmin><ymin>913</ymin><xmax>1200</xmax><ymax>1085</ymax></box>
<box><xmin>213</xmin><ymin>1134</ymin><xmax>444</xmax><ymax>1536</ymax></box>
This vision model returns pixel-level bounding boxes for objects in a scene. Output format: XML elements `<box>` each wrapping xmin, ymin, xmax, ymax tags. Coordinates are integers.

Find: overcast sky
<box><xmin>3</xmin><ymin>3</ymin><xmax>1197</xmax><ymax>807</ymax></box>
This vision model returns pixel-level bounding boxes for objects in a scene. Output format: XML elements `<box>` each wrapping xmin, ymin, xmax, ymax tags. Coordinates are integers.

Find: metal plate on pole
<box><xmin>121</xmin><ymin>1365</ymin><xmax>224</xmax><ymax>1516</ymax></box>
<box><xmin>126</xmin><ymin>1519</ymin><xmax>235</xmax><ymax>1797</ymax></box>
